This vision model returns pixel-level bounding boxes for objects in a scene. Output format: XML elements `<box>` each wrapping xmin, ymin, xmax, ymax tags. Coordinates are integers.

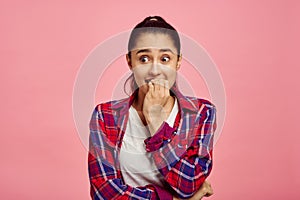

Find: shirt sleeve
<box><xmin>144</xmin><ymin>121</ymin><xmax>176</xmax><ymax>152</ymax></box>
<box><xmin>144</xmin><ymin>104</ymin><xmax>217</xmax><ymax>199</ymax></box>
<box><xmin>88</xmin><ymin>105</ymin><xmax>173</xmax><ymax>200</ymax></box>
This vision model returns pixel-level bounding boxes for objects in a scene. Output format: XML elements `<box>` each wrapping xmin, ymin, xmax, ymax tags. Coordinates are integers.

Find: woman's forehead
<box><xmin>132</xmin><ymin>33</ymin><xmax>178</xmax><ymax>53</ymax></box>
<box><xmin>132</xmin><ymin>48</ymin><xmax>177</xmax><ymax>56</ymax></box>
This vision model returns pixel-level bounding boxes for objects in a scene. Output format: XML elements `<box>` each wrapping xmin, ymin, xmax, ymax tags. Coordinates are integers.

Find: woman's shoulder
<box><xmin>94</xmin><ymin>97</ymin><xmax>129</xmax><ymax>112</ymax></box>
<box><xmin>184</xmin><ymin>96</ymin><xmax>216</xmax><ymax>110</ymax></box>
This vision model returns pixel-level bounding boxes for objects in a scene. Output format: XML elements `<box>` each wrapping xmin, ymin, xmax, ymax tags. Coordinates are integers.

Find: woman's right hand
<box><xmin>173</xmin><ymin>180</ymin><xmax>213</xmax><ymax>200</ymax></box>
<box><xmin>142</xmin><ymin>79</ymin><xmax>172</xmax><ymax>136</ymax></box>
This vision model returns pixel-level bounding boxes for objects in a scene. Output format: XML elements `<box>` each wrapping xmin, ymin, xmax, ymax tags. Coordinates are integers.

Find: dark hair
<box><xmin>124</xmin><ymin>16</ymin><xmax>181</xmax><ymax>95</ymax></box>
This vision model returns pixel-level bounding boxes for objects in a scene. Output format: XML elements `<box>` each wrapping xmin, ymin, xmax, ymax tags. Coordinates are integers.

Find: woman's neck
<box><xmin>132</xmin><ymin>90</ymin><xmax>145</xmax><ymax>111</ymax></box>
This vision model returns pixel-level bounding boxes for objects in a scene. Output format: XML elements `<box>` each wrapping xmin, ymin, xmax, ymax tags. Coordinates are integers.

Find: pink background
<box><xmin>1</xmin><ymin>0</ymin><xmax>299</xmax><ymax>199</ymax></box>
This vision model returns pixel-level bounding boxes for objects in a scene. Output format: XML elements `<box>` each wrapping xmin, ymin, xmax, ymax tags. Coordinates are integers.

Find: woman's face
<box><xmin>127</xmin><ymin>32</ymin><xmax>182</xmax><ymax>94</ymax></box>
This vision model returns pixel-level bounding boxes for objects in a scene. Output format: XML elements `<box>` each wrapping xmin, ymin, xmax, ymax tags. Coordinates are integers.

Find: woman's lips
<box><xmin>145</xmin><ymin>79</ymin><xmax>152</xmax><ymax>83</ymax></box>
<box><xmin>145</xmin><ymin>78</ymin><xmax>158</xmax><ymax>83</ymax></box>
<box><xmin>145</xmin><ymin>78</ymin><xmax>164</xmax><ymax>83</ymax></box>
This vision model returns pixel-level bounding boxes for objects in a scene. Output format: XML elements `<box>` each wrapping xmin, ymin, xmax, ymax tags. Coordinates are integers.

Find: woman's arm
<box><xmin>173</xmin><ymin>180</ymin><xmax>214</xmax><ymax>200</ymax></box>
<box><xmin>145</xmin><ymin>103</ymin><xmax>217</xmax><ymax>199</ymax></box>
<box><xmin>88</xmin><ymin>105</ymin><xmax>173</xmax><ymax>200</ymax></box>
<box><xmin>142</xmin><ymin>80</ymin><xmax>217</xmax><ymax>199</ymax></box>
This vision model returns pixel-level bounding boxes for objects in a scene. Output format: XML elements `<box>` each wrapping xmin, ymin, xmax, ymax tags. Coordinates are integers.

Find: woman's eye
<box><xmin>140</xmin><ymin>56</ymin><xmax>149</xmax><ymax>63</ymax></box>
<box><xmin>161</xmin><ymin>56</ymin><xmax>170</xmax><ymax>62</ymax></box>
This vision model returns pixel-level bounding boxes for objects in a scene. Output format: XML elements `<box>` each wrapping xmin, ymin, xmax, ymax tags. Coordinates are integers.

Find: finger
<box><xmin>156</xmin><ymin>79</ymin><xmax>166</xmax><ymax>96</ymax></box>
<box><xmin>193</xmin><ymin>190</ymin><xmax>207</xmax><ymax>200</ymax></box>
<box><xmin>151</xmin><ymin>80</ymin><xmax>159</xmax><ymax>93</ymax></box>
<box><xmin>192</xmin><ymin>181</ymin><xmax>212</xmax><ymax>200</ymax></box>
<box><xmin>164</xmin><ymin>80</ymin><xmax>170</xmax><ymax>97</ymax></box>
<box><xmin>204</xmin><ymin>185</ymin><xmax>213</xmax><ymax>197</ymax></box>
<box><xmin>159</xmin><ymin>79</ymin><xmax>165</xmax><ymax>97</ymax></box>
<box><xmin>154</xmin><ymin>79</ymin><xmax>164</xmax><ymax>96</ymax></box>
<box><xmin>204</xmin><ymin>191</ymin><xmax>213</xmax><ymax>197</ymax></box>
<box><xmin>148</xmin><ymin>81</ymin><xmax>154</xmax><ymax>97</ymax></box>
<box><xmin>197</xmin><ymin>191</ymin><xmax>207</xmax><ymax>200</ymax></box>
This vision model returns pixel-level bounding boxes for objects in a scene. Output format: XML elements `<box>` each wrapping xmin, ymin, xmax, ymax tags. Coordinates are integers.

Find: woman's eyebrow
<box><xmin>136</xmin><ymin>49</ymin><xmax>151</xmax><ymax>55</ymax></box>
<box><xmin>136</xmin><ymin>48</ymin><xmax>175</xmax><ymax>55</ymax></box>
<box><xmin>159</xmin><ymin>48</ymin><xmax>175</xmax><ymax>54</ymax></box>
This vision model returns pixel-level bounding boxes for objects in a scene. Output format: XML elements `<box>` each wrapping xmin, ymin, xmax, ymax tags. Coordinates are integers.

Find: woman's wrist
<box><xmin>147</xmin><ymin>119</ymin><xmax>164</xmax><ymax>136</ymax></box>
<box><xmin>143</xmin><ymin>109</ymin><xmax>167</xmax><ymax>136</ymax></box>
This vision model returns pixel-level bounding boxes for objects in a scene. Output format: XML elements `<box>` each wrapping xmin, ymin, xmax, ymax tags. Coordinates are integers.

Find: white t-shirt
<box><xmin>119</xmin><ymin>98</ymin><xmax>179</xmax><ymax>187</ymax></box>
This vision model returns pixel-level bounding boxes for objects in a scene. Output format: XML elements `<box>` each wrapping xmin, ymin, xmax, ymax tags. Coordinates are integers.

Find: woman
<box><xmin>88</xmin><ymin>16</ymin><xmax>217</xmax><ymax>200</ymax></box>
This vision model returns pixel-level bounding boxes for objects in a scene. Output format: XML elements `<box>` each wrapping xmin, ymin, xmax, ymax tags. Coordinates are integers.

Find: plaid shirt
<box><xmin>88</xmin><ymin>85</ymin><xmax>217</xmax><ymax>200</ymax></box>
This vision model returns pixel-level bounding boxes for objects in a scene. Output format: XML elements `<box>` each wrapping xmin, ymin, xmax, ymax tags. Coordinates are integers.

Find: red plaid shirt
<box><xmin>88</xmin><ymin>85</ymin><xmax>217</xmax><ymax>199</ymax></box>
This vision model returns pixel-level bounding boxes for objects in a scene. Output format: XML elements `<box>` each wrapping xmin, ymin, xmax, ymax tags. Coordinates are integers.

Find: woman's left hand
<box><xmin>173</xmin><ymin>180</ymin><xmax>213</xmax><ymax>200</ymax></box>
<box><xmin>188</xmin><ymin>180</ymin><xmax>214</xmax><ymax>200</ymax></box>
<box><xmin>142</xmin><ymin>79</ymin><xmax>171</xmax><ymax>136</ymax></box>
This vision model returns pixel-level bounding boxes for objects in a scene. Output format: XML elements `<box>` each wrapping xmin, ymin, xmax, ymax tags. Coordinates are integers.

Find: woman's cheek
<box><xmin>164</xmin><ymin>66</ymin><xmax>177</xmax><ymax>87</ymax></box>
<box><xmin>132</xmin><ymin>67</ymin><xmax>148</xmax><ymax>87</ymax></box>
<box><xmin>133</xmin><ymin>72</ymin><xmax>146</xmax><ymax>88</ymax></box>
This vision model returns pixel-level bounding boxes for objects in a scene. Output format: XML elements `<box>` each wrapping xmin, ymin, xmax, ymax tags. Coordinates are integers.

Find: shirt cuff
<box><xmin>152</xmin><ymin>184</ymin><xmax>173</xmax><ymax>200</ymax></box>
<box><xmin>144</xmin><ymin>122</ymin><xmax>176</xmax><ymax>152</ymax></box>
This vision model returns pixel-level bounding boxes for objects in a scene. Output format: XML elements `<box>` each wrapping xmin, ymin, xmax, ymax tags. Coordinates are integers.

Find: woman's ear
<box><xmin>176</xmin><ymin>54</ymin><xmax>182</xmax><ymax>70</ymax></box>
<box><xmin>126</xmin><ymin>54</ymin><xmax>132</xmax><ymax>70</ymax></box>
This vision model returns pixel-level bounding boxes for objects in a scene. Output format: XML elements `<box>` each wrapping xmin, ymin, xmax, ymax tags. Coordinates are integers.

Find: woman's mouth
<box><xmin>145</xmin><ymin>79</ymin><xmax>153</xmax><ymax>84</ymax></box>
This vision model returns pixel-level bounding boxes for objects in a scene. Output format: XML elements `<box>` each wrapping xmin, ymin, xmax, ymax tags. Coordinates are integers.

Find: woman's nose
<box><xmin>149</xmin><ymin>61</ymin><xmax>161</xmax><ymax>76</ymax></box>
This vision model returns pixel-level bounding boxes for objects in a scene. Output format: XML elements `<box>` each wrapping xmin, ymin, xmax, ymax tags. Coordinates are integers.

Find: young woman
<box><xmin>88</xmin><ymin>16</ymin><xmax>217</xmax><ymax>200</ymax></box>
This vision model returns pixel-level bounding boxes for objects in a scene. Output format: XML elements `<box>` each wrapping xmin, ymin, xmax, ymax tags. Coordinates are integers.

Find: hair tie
<box><xmin>149</xmin><ymin>17</ymin><xmax>158</xmax><ymax>21</ymax></box>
